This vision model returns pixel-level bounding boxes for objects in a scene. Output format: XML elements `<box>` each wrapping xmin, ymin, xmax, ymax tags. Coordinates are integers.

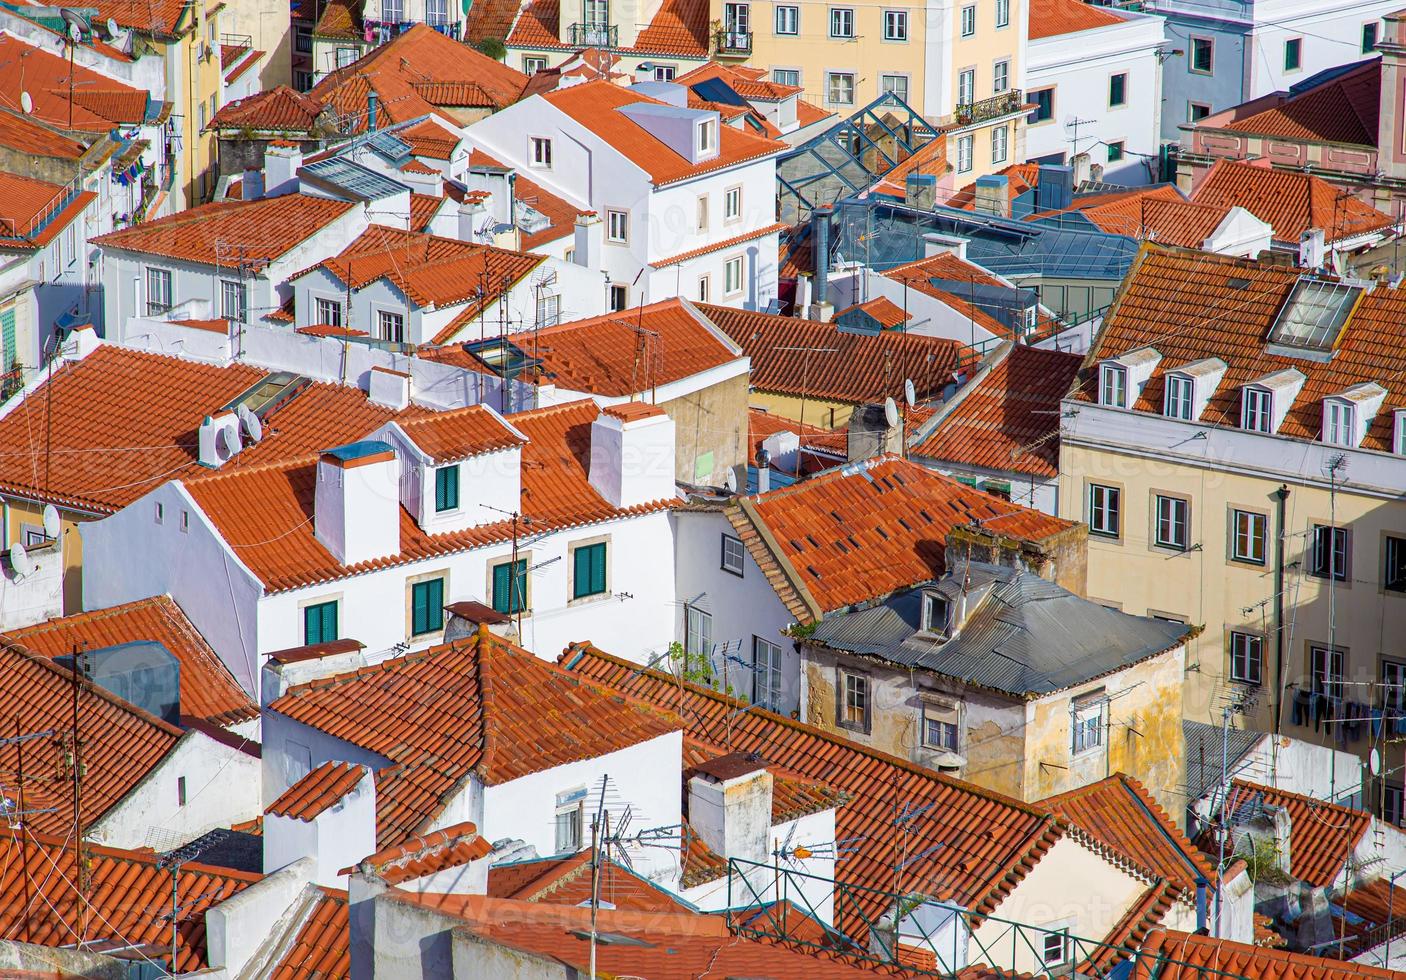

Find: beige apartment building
<box><xmin>1060</xmin><ymin>244</ymin><xmax>1406</xmax><ymax>817</ymax></box>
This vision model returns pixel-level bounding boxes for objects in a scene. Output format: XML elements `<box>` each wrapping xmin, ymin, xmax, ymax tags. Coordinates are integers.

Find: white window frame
<box><xmin>1310</xmin><ymin>644</ymin><xmax>1345</xmax><ymax>702</ymax></box>
<box><xmin>696</xmin><ymin>194</ymin><xmax>709</xmax><ymax>233</ymax></box>
<box><xmin>314</xmin><ymin>296</ymin><xmax>342</xmax><ymax>327</ymax></box>
<box><xmin>956</xmin><ymin>134</ymin><xmax>973</xmax><ymax>173</ymax></box>
<box><xmin>724</xmin><ymin>255</ymin><xmax>744</xmax><ymax>296</ymax></box>
<box><xmin>826</xmin><ymin>71</ymin><xmax>855</xmax><ymax>105</ymax></box>
<box><xmin>829</xmin><ymin>7</ymin><xmax>853</xmax><ymax>37</ymax></box>
<box><xmin>606</xmin><ymin>209</ymin><xmax>629</xmax><ymax>244</ymax></box>
<box><xmin>1324</xmin><ymin>399</ymin><xmax>1355</xmax><ymax>447</ymax></box>
<box><xmin>1310</xmin><ymin>524</ymin><xmax>1349</xmax><ymax>582</ymax></box>
<box><xmin>523</xmin><ymin>55</ymin><xmax>548</xmax><ymax>74</ymax></box>
<box><xmin>1100</xmin><ymin>364</ymin><xmax>1127</xmax><ymax>407</ymax></box>
<box><xmin>993</xmin><ymin>59</ymin><xmax>1009</xmax><ymax>94</ymax></box>
<box><xmin>1043</xmin><ymin>932</ymin><xmax>1068</xmax><ymax>966</ymax></box>
<box><xmin>774</xmin><ymin>68</ymin><xmax>800</xmax><ymax>86</ymax></box>
<box><xmin>1231</xmin><ymin>509</ymin><xmax>1266</xmax><ymax>565</ymax></box>
<box><xmin>685</xmin><ymin>605</ymin><xmax>712</xmax><ymax>658</ymax></box>
<box><xmin>921</xmin><ymin>592</ymin><xmax>949</xmax><ymax>634</ymax></box>
<box><xmin>530</xmin><ymin>136</ymin><xmax>553</xmax><ymax>169</ymax></box>
<box><xmin>921</xmin><ymin>699</ymin><xmax>960</xmax><ymax>751</ymax></box>
<box><xmin>608</xmin><ymin>284</ymin><xmax>628</xmax><ymax>312</ymax></box>
<box><xmin>1230</xmin><ymin>631</ymin><xmax>1262</xmax><ymax>685</ymax></box>
<box><xmin>995</xmin><ymin>0</ymin><xmax>1009</xmax><ymax>28</ymax></box>
<box><xmin>554</xmin><ymin>787</ymin><xmax>586</xmax><ymax>853</ymax></box>
<box><xmin>721</xmin><ymin>533</ymin><xmax>745</xmax><ymax>576</ymax></box>
<box><xmin>536</xmin><ymin>292</ymin><xmax>560</xmax><ymax>327</ymax></box>
<box><xmin>1088</xmin><ymin>483</ymin><xmax>1120</xmax><ymax>538</ymax></box>
<box><xmin>1154</xmin><ymin>494</ymin><xmax>1190</xmax><ymax>551</ymax></box>
<box><xmin>991</xmin><ymin>124</ymin><xmax>1007</xmax><ymax>164</ymax></box>
<box><xmin>697</xmin><ymin>275</ymin><xmax>710</xmax><ymax>302</ymax></box>
<box><xmin>882</xmin><ymin>8</ymin><xmax>906</xmax><ymax>40</ymax></box>
<box><xmin>958</xmin><ymin>68</ymin><xmax>975</xmax><ymax>106</ymax></box>
<box><xmin>723</xmin><ymin>185</ymin><xmax>742</xmax><ymax>222</ymax></box>
<box><xmin>881</xmin><ymin>74</ymin><xmax>909</xmax><ymax>103</ymax></box>
<box><xmin>1164</xmin><ymin>373</ymin><xmax>1194</xmax><ymax>420</ymax></box>
<box><xmin>1243</xmin><ymin>386</ymin><xmax>1272</xmax><ymax>432</ymax></box>
<box><xmin>838</xmin><ymin>669</ymin><xmax>870</xmax><ymax>732</ymax></box>
<box><xmin>425</xmin><ymin>0</ymin><xmax>448</xmax><ymax>24</ymax></box>
<box><xmin>146</xmin><ymin>267</ymin><xmax>172</xmax><ymax>315</ymax></box>
<box><xmin>653</xmin><ymin>64</ymin><xmax>676</xmax><ymax>81</ymax></box>
<box><xmin>753</xmin><ymin>636</ymin><xmax>783</xmax><ymax>711</ymax></box>
<box><xmin>960</xmin><ymin>4</ymin><xmax>975</xmax><ymax>36</ymax></box>
<box><xmin>696</xmin><ymin>119</ymin><xmax>715</xmax><ymax>154</ymax></box>
<box><xmin>774</xmin><ymin>4</ymin><xmax>798</xmax><ymax>33</ymax></box>
<box><xmin>1071</xmin><ymin>695</ymin><xmax>1104</xmax><ymax>754</ymax></box>
<box><xmin>377</xmin><ymin>309</ymin><xmax>404</xmax><ymax>344</ymax></box>
<box><xmin>220</xmin><ymin>279</ymin><xmax>246</xmax><ymax>322</ymax></box>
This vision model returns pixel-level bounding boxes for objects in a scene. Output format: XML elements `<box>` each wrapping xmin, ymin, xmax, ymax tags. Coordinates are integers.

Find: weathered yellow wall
<box><xmin>748</xmin><ymin>390</ymin><xmax>853</xmax><ymax>430</ymax></box>
<box><xmin>661</xmin><ymin>370</ymin><xmax>751</xmax><ymax>485</ymax></box>
<box><xmin>1</xmin><ymin>496</ymin><xmax>86</xmax><ymax>614</ymax></box>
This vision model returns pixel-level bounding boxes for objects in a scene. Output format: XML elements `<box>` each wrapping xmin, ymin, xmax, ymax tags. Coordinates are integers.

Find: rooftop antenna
<box><xmin>156</xmin><ymin>834</ymin><xmax>217</xmax><ymax>971</ymax></box>
<box><xmin>883</xmin><ymin>396</ymin><xmax>898</xmax><ymax>429</ymax></box>
<box><xmin>723</xmin><ymin>469</ymin><xmax>738</xmax><ymax>494</ymax></box>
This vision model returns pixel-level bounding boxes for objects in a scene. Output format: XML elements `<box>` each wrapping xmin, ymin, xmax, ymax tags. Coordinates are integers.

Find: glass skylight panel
<box><xmin>1267</xmin><ymin>278</ymin><xmax>1361</xmax><ymax>351</ymax></box>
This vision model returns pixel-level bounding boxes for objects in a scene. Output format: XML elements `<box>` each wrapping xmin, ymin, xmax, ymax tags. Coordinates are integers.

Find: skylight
<box><xmin>1266</xmin><ymin>278</ymin><xmax>1362</xmax><ymax>352</ymax></box>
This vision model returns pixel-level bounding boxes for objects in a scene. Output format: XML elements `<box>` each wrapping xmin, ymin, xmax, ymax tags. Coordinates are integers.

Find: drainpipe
<box><xmin>1196</xmin><ymin>880</ymin><xmax>1209</xmax><ymax>933</ymax></box>
<box><xmin>811</xmin><ymin>206</ymin><xmax>831</xmax><ymax>308</ymax></box>
<box><xmin>1273</xmin><ymin>485</ymin><xmax>1290</xmax><ymax>744</ymax></box>
<box><xmin>367</xmin><ymin>91</ymin><xmax>379</xmax><ymax>132</ymax></box>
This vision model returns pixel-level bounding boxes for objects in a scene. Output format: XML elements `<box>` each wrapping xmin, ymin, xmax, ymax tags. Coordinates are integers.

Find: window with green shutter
<box><xmin>491</xmin><ymin>559</ymin><xmax>527</xmax><ymax>614</ymax></box>
<box><xmin>303</xmin><ymin>600</ymin><xmax>338</xmax><ymax>645</ymax></box>
<box><xmin>572</xmin><ymin>542</ymin><xmax>607</xmax><ymax>599</ymax></box>
<box><xmin>435</xmin><ymin>465</ymin><xmax>460</xmax><ymax>512</ymax></box>
<box><xmin>411</xmin><ymin>578</ymin><xmax>445</xmax><ymax>634</ymax></box>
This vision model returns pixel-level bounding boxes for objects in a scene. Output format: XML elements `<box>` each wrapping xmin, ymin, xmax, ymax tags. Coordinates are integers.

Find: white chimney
<box><xmin>313</xmin><ymin>441</ymin><xmax>401</xmax><ymax>566</ymax></box>
<box><xmin>198</xmin><ymin>412</ymin><xmax>243</xmax><ymax>468</ymax></box>
<box><xmin>573</xmin><ymin>211</ymin><xmax>602</xmax><ymax>269</ymax></box>
<box><xmin>688</xmin><ymin>754</ymin><xmax>773</xmax><ymax>864</ymax></box>
<box><xmin>588</xmin><ymin>404</ymin><xmax>676</xmax><ymax>508</ymax></box>
<box><xmin>1299</xmin><ymin>228</ymin><xmax>1326</xmax><ymax>269</ymax></box>
<box><xmin>263</xmin><ymin>762</ymin><xmax>377</xmax><ymax>887</ymax></box>
<box><xmin>367</xmin><ymin>365</ymin><xmax>411</xmax><ymax>410</ymax></box>
<box><xmin>459</xmin><ymin>194</ymin><xmax>485</xmax><ymax>243</ymax></box>
<box><xmin>264</xmin><ymin>142</ymin><xmax>303</xmax><ymax>198</ymax></box>
<box><xmin>923</xmin><ymin>233</ymin><xmax>969</xmax><ymax>260</ymax></box>
<box><xmin>241</xmin><ymin>168</ymin><xmax>265</xmax><ymax>200</ymax></box>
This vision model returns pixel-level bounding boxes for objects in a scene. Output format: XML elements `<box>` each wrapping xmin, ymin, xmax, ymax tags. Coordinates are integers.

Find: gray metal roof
<box><xmin>808</xmin><ymin>562</ymin><xmax>1192</xmax><ymax>697</ymax></box>
<box><xmin>1183</xmin><ymin>719</ymin><xmax>1262</xmax><ymax>804</ymax></box>
<box><xmin>299</xmin><ymin>157</ymin><xmax>409</xmax><ymax>201</ymax></box>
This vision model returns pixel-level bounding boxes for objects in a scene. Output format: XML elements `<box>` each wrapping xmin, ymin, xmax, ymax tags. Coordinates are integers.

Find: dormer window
<box><xmin>1242</xmin><ymin>386</ymin><xmax>1273</xmax><ymax>433</ymax></box>
<box><xmin>1099</xmin><ymin>364</ymin><xmax>1127</xmax><ymax>408</ymax></box>
<box><xmin>921</xmin><ymin>592</ymin><xmax>949</xmax><ymax>634</ymax></box>
<box><xmin>1324</xmin><ymin>399</ymin><xmax>1356</xmax><ymax>447</ymax></box>
<box><xmin>1164</xmin><ymin>373</ymin><xmax>1194</xmax><ymax>420</ymax></box>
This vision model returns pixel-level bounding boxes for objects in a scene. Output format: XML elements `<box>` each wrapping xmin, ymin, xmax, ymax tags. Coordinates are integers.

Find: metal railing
<box><xmin>952</xmin><ymin>89</ymin><xmax>1024</xmax><ymax>128</ymax></box>
<box><xmin>13</xmin><ymin>177</ymin><xmax>82</xmax><ymax>241</ymax></box>
<box><xmin>568</xmin><ymin>22</ymin><xmax>617</xmax><ymax>46</ymax></box>
<box><xmin>714</xmin><ymin>29</ymin><xmax>752</xmax><ymax>54</ymax></box>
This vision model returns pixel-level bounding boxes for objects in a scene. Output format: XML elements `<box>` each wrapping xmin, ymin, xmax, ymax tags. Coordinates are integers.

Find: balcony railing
<box><xmin>952</xmin><ymin>88</ymin><xmax>1023</xmax><ymax>128</ymax></box>
<box><xmin>568</xmin><ymin>22</ymin><xmax>617</xmax><ymax>46</ymax></box>
<box><xmin>714</xmin><ymin>29</ymin><xmax>752</xmax><ymax>54</ymax></box>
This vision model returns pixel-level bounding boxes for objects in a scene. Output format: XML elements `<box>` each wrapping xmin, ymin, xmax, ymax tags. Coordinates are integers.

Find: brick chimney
<box><xmin>314</xmin><ymin>441</ymin><xmax>401</xmax><ymax>565</ymax></box>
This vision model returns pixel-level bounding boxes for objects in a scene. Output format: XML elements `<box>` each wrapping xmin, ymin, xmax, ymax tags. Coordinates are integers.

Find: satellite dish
<box><xmin>238</xmin><ymin>405</ymin><xmax>263</xmax><ymax>443</ymax></box>
<box><xmin>883</xmin><ymin>396</ymin><xmax>899</xmax><ymax>429</ymax></box>
<box><xmin>42</xmin><ymin>504</ymin><xmax>59</xmax><ymax>540</ymax></box>
<box><xmin>10</xmin><ymin>542</ymin><xmax>32</xmax><ymax>579</ymax></box>
<box><xmin>106</xmin><ymin>16</ymin><xmax>119</xmax><ymax>36</ymax></box>
<box><xmin>68</xmin><ymin>22</ymin><xmax>82</xmax><ymax>42</ymax></box>
<box><xmin>903</xmin><ymin>378</ymin><xmax>916</xmax><ymax>407</ymax></box>
<box><xmin>1371</xmin><ymin>747</ymin><xmax>1382</xmax><ymax>776</ymax></box>
<box><xmin>19</xmin><ymin>92</ymin><xmax>32</xmax><ymax>114</ymax></box>
<box><xmin>60</xmin><ymin>8</ymin><xmax>90</xmax><ymax>36</ymax></box>
<box><xmin>723</xmin><ymin>469</ymin><xmax>738</xmax><ymax>493</ymax></box>
<box><xmin>216</xmin><ymin>425</ymin><xmax>239</xmax><ymax>460</ymax></box>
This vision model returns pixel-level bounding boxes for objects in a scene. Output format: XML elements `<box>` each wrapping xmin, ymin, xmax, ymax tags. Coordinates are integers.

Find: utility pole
<box><xmin>69</xmin><ymin>641</ymin><xmax>86</xmax><ymax>941</ymax></box>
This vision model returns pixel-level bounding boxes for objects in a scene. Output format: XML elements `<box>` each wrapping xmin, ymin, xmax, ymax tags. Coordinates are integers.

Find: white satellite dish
<box><xmin>903</xmin><ymin>378</ymin><xmax>916</xmax><ymax>407</ymax></box>
<box><xmin>1371</xmin><ymin>747</ymin><xmax>1382</xmax><ymax>776</ymax></box>
<box><xmin>19</xmin><ymin>91</ymin><xmax>32</xmax><ymax>114</ymax></box>
<box><xmin>10</xmin><ymin>542</ymin><xmax>32</xmax><ymax>579</ymax></box>
<box><xmin>106</xmin><ymin>16</ymin><xmax>118</xmax><ymax>35</ymax></box>
<box><xmin>723</xmin><ymin>469</ymin><xmax>738</xmax><ymax>493</ymax></box>
<box><xmin>883</xmin><ymin>396</ymin><xmax>899</xmax><ymax>429</ymax></box>
<box><xmin>42</xmin><ymin>503</ymin><xmax>59</xmax><ymax>540</ymax></box>
<box><xmin>238</xmin><ymin>405</ymin><xmax>263</xmax><ymax>443</ymax></box>
<box><xmin>68</xmin><ymin>22</ymin><xmax>82</xmax><ymax>42</ymax></box>
<box><xmin>216</xmin><ymin>425</ymin><xmax>239</xmax><ymax>460</ymax></box>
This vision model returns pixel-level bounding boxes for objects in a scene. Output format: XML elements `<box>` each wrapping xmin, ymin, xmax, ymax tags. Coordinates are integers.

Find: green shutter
<box><xmin>303</xmin><ymin>601</ymin><xmax>337</xmax><ymax>645</ymax></box>
<box><xmin>492</xmin><ymin>562</ymin><xmax>511</xmax><ymax>613</ymax></box>
<box><xmin>573</xmin><ymin>543</ymin><xmax>607</xmax><ymax>599</ymax></box>
<box><xmin>0</xmin><ymin>308</ymin><xmax>15</xmax><ymax>371</ymax></box>
<box><xmin>435</xmin><ymin>465</ymin><xmax>460</xmax><ymax>512</ymax></box>
<box><xmin>412</xmin><ymin>578</ymin><xmax>444</xmax><ymax>634</ymax></box>
<box><xmin>590</xmin><ymin>543</ymin><xmax>606</xmax><ymax>595</ymax></box>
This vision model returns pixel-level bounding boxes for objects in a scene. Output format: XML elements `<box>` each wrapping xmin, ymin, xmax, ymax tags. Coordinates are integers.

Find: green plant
<box><xmin>669</xmin><ymin>640</ymin><xmax>746</xmax><ymax>701</ymax></box>
<box><xmin>475</xmin><ymin>36</ymin><xmax>506</xmax><ymax>60</ymax></box>
<box><xmin>1240</xmin><ymin>836</ymin><xmax>1289</xmax><ymax>885</ymax></box>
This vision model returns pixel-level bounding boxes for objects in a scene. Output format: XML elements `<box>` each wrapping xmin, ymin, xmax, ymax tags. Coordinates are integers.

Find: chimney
<box><xmin>846</xmin><ymin>403</ymin><xmax>904</xmax><ymax>462</ymax></box>
<box><xmin>367</xmin><ymin>366</ymin><xmax>410</xmax><ymax>410</ymax></box>
<box><xmin>1298</xmin><ymin>228</ymin><xmax>1326</xmax><ymax>269</ymax></box>
<box><xmin>241</xmin><ymin>168</ymin><xmax>265</xmax><ymax>200</ymax></box>
<box><xmin>922</xmin><ymin>232</ymin><xmax>968</xmax><ymax>260</ymax></box>
<box><xmin>264</xmin><ymin>142</ymin><xmax>303</xmax><ymax>198</ymax></box>
<box><xmin>688</xmin><ymin>754</ymin><xmax>773</xmax><ymax>864</ymax></box>
<box><xmin>905</xmin><ymin>173</ymin><xmax>936</xmax><ymax>209</ymax></box>
<box><xmin>1070</xmin><ymin>152</ymin><xmax>1092</xmax><ymax>188</ymax></box>
<box><xmin>573</xmin><ymin>211</ymin><xmax>602</xmax><ymax>268</ymax></box>
<box><xmin>1378</xmin><ymin>10</ymin><xmax>1406</xmax><ymax>183</ymax></box>
<box><xmin>198</xmin><ymin>412</ymin><xmax>243</xmax><ymax>468</ymax></box>
<box><xmin>972</xmin><ymin>175</ymin><xmax>1008</xmax><ymax>217</ymax></box>
<box><xmin>459</xmin><ymin>192</ymin><xmax>489</xmax><ymax>242</ymax></box>
<box><xmin>588</xmin><ymin>403</ymin><xmax>676</xmax><ymax>508</ymax></box>
<box><xmin>1036</xmin><ymin>164</ymin><xmax>1074</xmax><ymax>212</ymax></box>
<box><xmin>264</xmin><ymin>762</ymin><xmax>377</xmax><ymax>887</ymax></box>
<box><xmin>313</xmin><ymin>441</ymin><xmax>401</xmax><ymax>566</ymax></box>
<box><xmin>367</xmin><ymin>91</ymin><xmax>379</xmax><ymax>132</ymax></box>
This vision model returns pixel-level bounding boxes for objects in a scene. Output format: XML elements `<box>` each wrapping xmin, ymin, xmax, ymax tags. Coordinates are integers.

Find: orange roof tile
<box><xmin>1222</xmin><ymin>780</ymin><xmax>1369</xmax><ymax>887</ymax></box>
<box><xmin>267</xmin><ymin>760</ymin><xmax>367</xmax><ymax>820</ymax></box>
<box><xmin>0</xmin><ymin>174</ymin><xmax>94</xmax><ymax>249</ymax></box>
<box><xmin>562</xmin><ymin>643</ymin><xmax>1073</xmax><ymax>943</ymax></box>
<box><xmin>270</xmin><ymin>632</ymin><xmax>680</xmax><ymax>847</ymax></box>
<box><xmin>409</xmin><ymin>192</ymin><xmax>444</xmax><ymax>232</ymax></box>
<box><xmin>1190</xmin><ymin>159</ymin><xmax>1396</xmax><ymax>245</ymax></box>
<box><xmin>400</xmin><ymin>158</ymin><xmax>438</xmax><ymax>176</ymax></box>
<box><xmin>1217</xmin><ymin>60</ymin><xmax>1379</xmax><ymax>147</ymax></box>
<box><xmin>0</xmin><ymin>108</ymin><xmax>85</xmax><ymax>159</ymax></box>
<box><xmin>508</xmin><ymin>0</ymin><xmax>708</xmax><ymax>57</ymax></box>
<box><xmin>1035</xmin><ymin>190</ymin><xmax>1238</xmax><ymax>249</ymax></box>
<box><xmin>748</xmin><ymin>408</ymin><xmax>846</xmax><ymax>475</ymax></box>
<box><xmin>4</xmin><ymin>596</ymin><xmax>257</xmax><ymax>727</ymax></box>
<box><xmin>1337</xmin><ymin>876</ymin><xmax>1406</xmax><ymax>958</ymax></box>
<box><xmin>350</xmin><ymin>821</ymin><xmax>493</xmax><ymax>882</ymax></box>
<box><xmin>1086</xmin><ymin>881</ymin><xmax>1179</xmax><ymax>976</ymax></box>
<box><xmin>310</xmin><ymin>25</ymin><xmax>526</xmax><ymax>135</ymax></box>
<box><xmin>1077</xmin><ymin>245</ymin><xmax>1406</xmax><ymax>453</ymax></box>
<box><xmin>489</xmin><ymin>850</ymin><xmax>691</xmax><ymax>912</ymax></box>
<box><xmin>909</xmin><ymin>343</ymin><xmax>1082</xmax><ymax>478</ymax></box>
<box><xmin>0</xmin><ymin>642</ymin><xmax>183</xmax><ymax>835</ymax></box>
<box><xmin>0</xmin><ymin>346</ymin><xmax>412</xmax><ymax>514</ymax></box>
<box><xmin>398</xmin><ymin>118</ymin><xmax>460</xmax><ymax>160</ymax></box>
<box><xmin>538</xmin><ymin>82</ymin><xmax>784</xmax><ymax>186</ymax></box>
<box><xmin>834</xmin><ymin>296</ymin><xmax>912</xmax><ymax>330</ymax></box>
<box><xmin>881</xmin><ymin>251</ymin><xmax>1030</xmax><ymax>339</ymax></box>
<box><xmin>93</xmin><ymin>193</ymin><xmax>355</xmax><ymax>267</ymax></box>
<box><xmin>676</xmin><ymin>62</ymin><xmax>803</xmax><ymax>101</ymax></box>
<box><xmin>730</xmin><ymin>455</ymin><xmax>1077</xmax><ymax>618</ymax></box>
<box><xmin>946</xmin><ymin>162</ymin><xmax>1040</xmax><ymax>211</ymax></box>
<box><xmin>268</xmin><ymin>888</ymin><xmax>349</xmax><ymax>980</ymax></box>
<box><xmin>297</xmin><ymin>323</ymin><xmax>368</xmax><ymax>338</ymax></box>
<box><xmin>0</xmin><ymin>827</ymin><xmax>259</xmax><ymax>972</ymax></box>
<box><xmin>312</xmin><ymin>0</ymin><xmax>360</xmax><ymax>38</ymax></box>
<box><xmin>869</xmin><ymin>134</ymin><xmax>949</xmax><ymax>200</ymax></box>
<box><xmin>78</xmin><ymin>0</ymin><xmax>190</xmax><ymax>34</ymax></box>
<box><xmin>701</xmin><ymin>303</ymin><xmax>963</xmax><ymax>404</ymax></box>
<box><xmin>210</xmin><ymin>85</ymin><xmax>326</xmax><ymax>133</ymax></box>
<box><xmin>653</xmin><ymin>222</ymin><xmax>787</xmax><ymax>267</ymax></box>
<box><xmin>466</xmin><ymin>148</ymin><xmax>579</xmax><ymax>249</ymax></box>
<box><xmin>0</xmin><ymin>35</ymin><xmax>147</xmax><ymax>132</ymax></box>
<box><xmin>1028</xmin><ymin>0</ymin><xmax>1126</xmax><ymax>39</ymax></box>
<box><xmin>1135</xmin><ymin>929</ymin><xmax>1402</xmax><ymax>980</ymax></box>
<box><xmin>183</xmin><ymin>399</ymin><xmax>675</xmax><ymax>593</ymax></box>
<box><xmin>394</xmin><ymin>404</ymin><xmax>526</xmax><ymax>462</ymax></box>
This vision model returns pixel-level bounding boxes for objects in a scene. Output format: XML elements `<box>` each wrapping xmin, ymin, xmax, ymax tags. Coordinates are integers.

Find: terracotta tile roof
<box><xmin>1220</xmin><ymin>60</ymin><xmax>1380</xmax><ymax>147</ymax></box>
<box><xmin>210</xmin><ymin>85</ymin><xmax>327</xmax><ymax>133</ymax></box>
<box><xmin>680</xmin><ymin>820</ymin><xmax>728</xmax><ymax>886</ymax></box>
<box><xmin>297</xmin><ymin>323</ymin><xmax>368</xmax><ymax>338</ymax></box>
<box><xmin>683</xmin><ymin>739</ymin><xmax>850</xmax><ymax>823</ymax></box>
<box><xmin>701</xmin><ymin>303</ymin><xmax>962</xmax><ymax>404</ymax></box>
<box><xmin>93</xmin><ymin>193</ymin><xmax>355</xmax><ymax>267</ymax></box>
<box><xmin>0</xmin><ymin>346</ymin><xmax>409</xmax><ymax>514</ymax></box>
<box><xmin>488</xmin><ymin>850</ymin><xmax>691</xmax><ymax>912</ymax></box>
<box><xmin>508</xmin><ymin>0</ymin><xmax>709</xmax><ymax>57</ymax></box>
<box><xmin>0</xmin><ymin>108</ymin><xmax>85</xmax><ymax>159</ymax></box>
<box><xmin>562</xmin><ymin>643</ymin><xmax>1075</xmax><ymax>943</ymax></box>
<box><xmin>268</xmin><ymin>888</ymin><xmax>349</xmax><ymax>980</ymax></box>
<box><xmin>313</xmin><ymin>0</ymin><xmax>360</xmax><ymax>38</ymax></box>
<box><xmin>1134</xmin><ymin>928</ymin><xmax>1402</xmax><ymax>980</ymax></box>
<box><xmin>408</xmin><ymin>192</ymin><xmax>444</xmax><ymax>231</ymax></box>
<box><xmin>869</xmin><ymin>135</ymin><xmax>949</xmax><ymax>199</ymax></box>
<box><xmin>400</xmin><ymin>158</ymin><xmax>438</xmax><ymax>176</ymax></box>
<box><xmin>1040</xmin><ymin>192</ymin><xmax>1237</xmax><ymax>249</ymax></box>
<box><xmin>1222</xmin><ymin>780</ymin><xmax>1369</xmax><ymax>887</ymax></box>
<box><xmin>270</xmin><ymin>632</ymin><xmax>680</xmax><ymax>846</ymax></box>
<box><xmin>293</xmin><ymin>225</ymin><xmax>544</xmax><ymax>317</ymax></box>
<box><xmin>266</xmin><ymin>760</ymin><xmax>368</xmax><ymax>820</ymax></box>
<box><xmin>466</xmin><ymin>149</ymin><xmax>578</xmax><ymax>249</ymax></box>
<box><xmin>399</xmin><ymin>118</ymin><xmax>460</xmax><ymax>160</ymax></box>
<box><xmin>464</xmin><ymin>0</ymin><xmax>520</xmax><ymax>43</ymax></box>
<box><xmin>310</xmin><ymin>25</ymin><xmax>526</xmax><ymax>134</ymax></box>
<box><xmin>350</xmin><ymin>821</ymin><xmax>493</xmax><ymax>883</ymax></box>
<box><xmin>393</xmin><ymin>405</ymin><xmax>526</xmax><ymax>462</ymax></box>
<box><xmin>538</xmin><ymin>82</ymin><xmax>784</xmax><ymax>186</ymax></box>
<box><xmin>0</xmin><ymin>35</ymin><xmax>149</xmax><ymax>131</ymax></box>
<box><xmin>0</xmin><ymin>827</ymin><xmax>259</xmax><ymax>972</ymax></box>
<box><xmin>1336</xmin><ymin>876</ymin><xmax>1406</xmax><ymax>958</ymax></box>
<box><xmin>1086</xmin><ymin>881</ymin><xmax>1179</xmax><ymax>976</ymax></box>
<box><xmin>653</xmin><ymin>222</ymin><xmax>788</xmax><ymax>267</ymax></box>
<box><xmin>0</xmin><ymin>173</ymin><xmax>94</xmax><ymax>249</ymax></box>
<box><xmin>4</xmin><ymin>596</ymin><xmax>257</xmax><ymax>727</ymax></box>
<box><xmin>1255</xmin><ymin>912</ymin><xmax>1287</xmax><ymax>948</ymax></box>
<box><xmin>0</xmin><ymin>641</ymin><xmax>183</xmax><ymax>835</ymax></box>
<box><xmin>880</xmin><ymin>251</ymin><xmax>1029</xmax><ymax>340</ymax></box>
<box><xmin>1043</xmin><ymin>774</ymin><xmax>1216</xmax><ymax>893</ymax></box>
<box><xmin>748</xmin><ymin>409</ymin><xmax>846</xmax><ymax>475</ymax></box>
<box><xmin>676</xmin><ymin>62</ymin><xmax>803</xmax><ymax>101</ymax></box>
<box><xmin>183</xmin><ymin>399</ymin><xmax>675</xmax><ymax>592</ymax></box>
<box><xmin>908</xmin><ymin>343</ymin><xmax>1082</xmax><ymax>478</ymax></box>
<box><xmin>946</xmin><ymin>162</ymin><xmax>1040</xmax><ymax>210</ymax></box>
<box><xmin>1076</xmin><ymin>245</ymin><xmax>1406</xmax><ymax>453</ymax></box>
<box><xmin>835</xmin><ymin>297</ymin><xmax>912</xmax><ymax>330</ymax></box>
<box><xmin>171</xmin><ymin>317</ymin><xmax>232</xmax><ymax>334</ymax></box>
<box><xmin>728</xmin><ymin>455</ymin><xmax>1077</xmax><ymax>619</ymax></box>
<box><xmin>1190</xmin><ymin>159</ymin><xmax>1396</xmax><ymax>245</ymax></box>
<box><xmin>81</xmin><ymin>0</ymin><xmax>190</xmax><ymax>34</ymax></box>
<box><xmin>404</xmin><ymin>893</ymin><xmax>902</xmax><ymax>976</ymax></box>
<box><xmin>1029</xmin><ymin>0</ymin><xmax>1126</xmax><ymax>39</ymax></box>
